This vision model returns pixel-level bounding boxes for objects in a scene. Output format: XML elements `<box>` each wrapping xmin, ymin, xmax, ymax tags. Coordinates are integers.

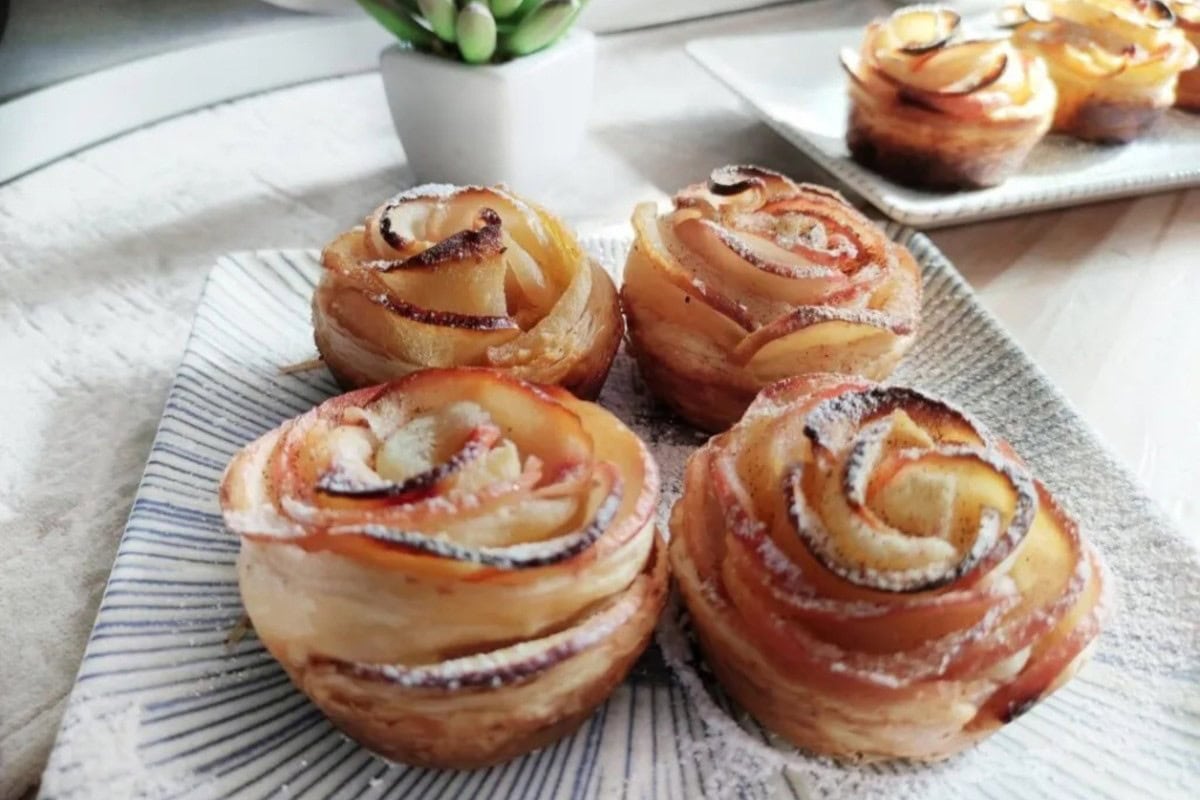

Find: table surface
<box><xmin>1</xmin><ymin>1</ymin><xmax>1197</xmax><ymax>797</ymax></box>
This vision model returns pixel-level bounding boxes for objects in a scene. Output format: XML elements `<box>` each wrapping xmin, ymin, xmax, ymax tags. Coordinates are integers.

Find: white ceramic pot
<box><xmin>379</xmin><ymin>29</ymin><xmax>595</xmax><ymax>190</ymax></box>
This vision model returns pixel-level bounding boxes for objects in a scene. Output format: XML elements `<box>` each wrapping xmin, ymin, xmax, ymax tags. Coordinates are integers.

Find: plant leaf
<box><xmin>359</xmin><ymin>0</ymin><xmax>436</xmax><ymax>47</ymax></box>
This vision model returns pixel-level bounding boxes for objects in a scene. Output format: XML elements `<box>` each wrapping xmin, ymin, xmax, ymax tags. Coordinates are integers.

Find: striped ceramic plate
<box><xmin>39</xmin><ymin>233</ymin><xmax>1200</xmax><ymax>799</ymax></box>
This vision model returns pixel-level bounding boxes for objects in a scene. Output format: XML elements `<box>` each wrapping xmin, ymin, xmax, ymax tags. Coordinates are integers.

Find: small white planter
<box><xmin>379</xmin><ymin>29</ymin><xmax>595</xmax><ymax>189</ymax></box>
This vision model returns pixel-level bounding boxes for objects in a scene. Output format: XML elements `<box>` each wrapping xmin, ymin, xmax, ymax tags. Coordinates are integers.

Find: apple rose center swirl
<box><xmin>669</xmin><ymin>374</ymin><xmax>1109</xmax><ymax>761</ymax></box>
<box><xmin>314</xmin><ymin>184</ymin><xmax>623</xmax><ymax>398</ymax></box>
<box><xmin>843</xmin><ymin>6</ymin><xmax>1054</xmax><ymax>120</ymax></box>
<box><xmin>786</xmin><ymin>387</ymin><xmax>1037</xmax><ymax>594</ymax></box>
<box><xmin>621</xmin><ymin>166</ymin><xmax>920</xmax><ymax>432</ymax></box>
<box><xmin>221</xmin><ymin>368</ymin><xmax>665</xmax><ymax>768</ymax></box>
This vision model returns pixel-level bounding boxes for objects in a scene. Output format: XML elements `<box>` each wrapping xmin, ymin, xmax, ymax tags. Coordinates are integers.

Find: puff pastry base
<box><xmin>253</xmin><ymin>534</ymin><xmax>667</xmax><ymax>769</ymax></box>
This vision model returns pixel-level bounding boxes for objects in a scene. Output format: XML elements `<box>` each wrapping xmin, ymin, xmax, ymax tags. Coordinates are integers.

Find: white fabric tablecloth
<box><xmin>1</xmin><ymin>2</ymin><xmax>1196</xmax><ymax>797</ymax></box>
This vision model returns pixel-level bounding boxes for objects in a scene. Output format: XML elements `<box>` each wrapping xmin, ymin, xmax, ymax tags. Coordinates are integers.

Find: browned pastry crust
<box><xmin>267</xmin><ymin>534</ymin><xmax>667</xmax><ymax>768</ymax></box>
<box><xmin>621</xmin><ymin>166</ymin><xmax>920</xmax><ymax>433</ymax></box>
<box><xmin>1009</xmin><ymin>0</ymin><xmax>1198</xmax><ymax>142</ymax></box>
<box><xmin>221</xmin><ymin>368</ymin><xmax>665</xmax><ymax>768</ymax></box>
<box><xmin>621</xmin><ymin>337</ymin><xmax>758</xmax><ymax>435</ymax></box>
<box><xmin>669</xmin><ymin>373</ymin><xmax>1109</xmax><ymax>761</ymax></box>
<box><xmin>1177</xmin><ymin>64</ymin><xmax>1200</xmax><ymax>108</ymax></box>
<box><xmin>313</xmin><ymin>185</ymin><xmax>623</xmax><ymax>399</ymax></box>
<box><xmin>1053</xmin><ymin>94</ymin><xmax>1163</xmax><ymax>140</ymax></box>
<box><xmin>845</xmin><ymin>99</ymin><xmax>1049</xmax><ymax>189</ymax></box>
<box><xmin>1172</xmin><ymin>1</ymin><xmax>1200</xmax><ymax>109</ymax></box>
<box><xmin>843</xmin><ymin>6</ymin><xmax>1057</xmax><ymax>189</ymax></box>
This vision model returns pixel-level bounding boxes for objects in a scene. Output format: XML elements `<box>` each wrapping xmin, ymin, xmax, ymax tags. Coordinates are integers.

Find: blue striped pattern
<box><xmin>39</xmin><ymin>237</ymin><xmax>1200</xmax><ymax>799</ymax></box>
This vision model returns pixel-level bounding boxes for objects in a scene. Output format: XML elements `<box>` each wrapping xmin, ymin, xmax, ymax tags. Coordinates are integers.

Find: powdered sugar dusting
<box><xmin>41</xmin><ymin>697</ymin><xmax>206</xmax><ymax>799</ymax></box>
<box><xmin>706</xmin><ymin>220</ymin><xmax>842</xmax><ymax>280</ymax></box>
<box><xmin>654</xmin><ymin>592</ymin><xmax>1061</xmax><ymax>800</ymax></box>
<box><xmin>327</xmin><ymin>590</ymin><xmax>636</xmax><ymax>690</ymax></box>
<box><xmin>753</xmin><ymin>530</ymin><xmax>806</xmax><ymax>583</ymax></box>
<box><xmin>787</xmin><ymin>304</ymin><xmax>914</xmax><ymax>334</ymax></box>
<box><xmin>386</xmin><ymin>183</ymin><xmax>472</xmax><ymax>204</ymax></box>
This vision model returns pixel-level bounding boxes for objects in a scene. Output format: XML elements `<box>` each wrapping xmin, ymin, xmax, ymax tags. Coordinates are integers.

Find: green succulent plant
<box><xmin>358</xmin><ymin>0</ymin><xmax>587</xmax><ymax>64</ymax></box>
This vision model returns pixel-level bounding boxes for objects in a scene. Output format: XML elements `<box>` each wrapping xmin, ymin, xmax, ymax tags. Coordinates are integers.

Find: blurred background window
<box><xmin>0</xmin><ymin>0</ymin><xmax>800</xmax><ymax>103</ymax></box>
<box><xmin>0</xmin><ymin>1</ymin><xmax>310</xmax><ymax>102</ymax></box>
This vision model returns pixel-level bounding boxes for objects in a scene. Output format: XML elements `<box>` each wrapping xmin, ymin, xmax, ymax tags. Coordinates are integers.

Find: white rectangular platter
<box><xmin>687</xmin><ymin>27</ymin><xmax>1200</xmax><ymax>227</ymax></box>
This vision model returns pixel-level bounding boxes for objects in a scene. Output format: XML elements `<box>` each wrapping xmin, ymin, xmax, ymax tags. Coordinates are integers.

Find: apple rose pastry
<box><xmin>1170</xmin><ymin>1</ymin><xmax>1200</xmax><ymax>109</ymax></box>
<box><xmin>1008</xmin><ymin>0</ymin><xmax>1198</xmax><ymax>141</ymax></box>
<box><xmin>314</xmin><ymin>184</ymin><xmax>623</xmax><ymax>398</ymax></box>
<box><xmin>669</xmin><ymin>373</ymin><xmax>1109</xmax><ymax>761</ymax></box>
<box><xmin>220</xmin><ymin>368</ymin><xmax>666</xmax><ymax>768</ymax></box>
<box><xmin>621</xmin><ymin>166</ymin><xmax>920</xmax><ymax>433</ymax></box>
<box><xmin>841</xmin><ymin>5</ymin><xmax>1057</xmax><ymax>189</ymax></box>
